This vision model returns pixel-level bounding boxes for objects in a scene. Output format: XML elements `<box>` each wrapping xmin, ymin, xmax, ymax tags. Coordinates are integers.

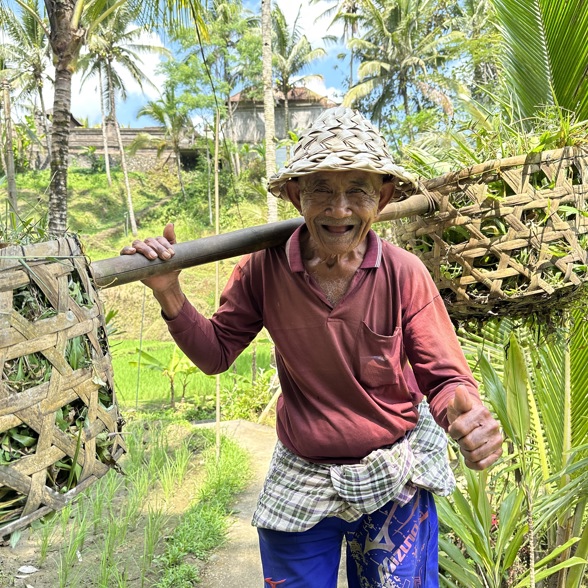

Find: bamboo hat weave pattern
<box><xmin>268</xmin><ymin>107</ymin><xmax>416</xmax><ymax>200</ymax></box>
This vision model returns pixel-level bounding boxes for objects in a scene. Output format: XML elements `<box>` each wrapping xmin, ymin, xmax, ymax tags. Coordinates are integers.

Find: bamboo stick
<box><xmin>90</xmin><ymin>192</ymin><xmax>434</xmax><ymax>289</ymax></box>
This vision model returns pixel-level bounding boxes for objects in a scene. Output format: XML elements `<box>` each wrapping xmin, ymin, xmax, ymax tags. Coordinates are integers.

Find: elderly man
<box><xmin>122</xmin><ymin>107</ymin><xmax>502</xmax><ymax>588</ymax></box>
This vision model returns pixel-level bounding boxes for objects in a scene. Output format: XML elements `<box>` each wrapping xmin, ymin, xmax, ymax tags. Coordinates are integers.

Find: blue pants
<box><xmin>258</xmin><ymin>489</ymin><xmax>438</xmax><ymax>588</ymax></box>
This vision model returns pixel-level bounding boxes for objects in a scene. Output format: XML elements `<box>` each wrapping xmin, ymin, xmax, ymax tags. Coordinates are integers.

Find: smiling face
<box><xmin>286</xmin><ymin>170</ymin><xmax>395</xmax><ymax>258</ymax></box>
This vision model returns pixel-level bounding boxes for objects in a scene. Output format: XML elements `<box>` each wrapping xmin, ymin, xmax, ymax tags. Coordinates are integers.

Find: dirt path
<box><xmin>199</xmin><ymin>420</ymin><xmax>347</xmax><ymax>587</ymax></box>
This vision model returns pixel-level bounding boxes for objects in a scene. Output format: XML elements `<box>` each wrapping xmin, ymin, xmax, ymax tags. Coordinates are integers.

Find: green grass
<box><xmin>156</xmin><ymin>430</ymin><xmax>250</xmax><ymax>587</ymax></box>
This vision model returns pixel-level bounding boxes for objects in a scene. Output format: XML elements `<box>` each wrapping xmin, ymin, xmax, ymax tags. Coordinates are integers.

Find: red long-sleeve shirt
<box><xmin>165</xmin><ymin>226</ymin><xmax>479</xmax><ymax>464</ymax></box>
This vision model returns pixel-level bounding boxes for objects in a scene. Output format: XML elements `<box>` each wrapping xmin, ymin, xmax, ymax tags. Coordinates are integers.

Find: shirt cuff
<box><xmin>161</xmin><ymin>296</ymin><xmax>193</xmax><ymax>332</ymax></box>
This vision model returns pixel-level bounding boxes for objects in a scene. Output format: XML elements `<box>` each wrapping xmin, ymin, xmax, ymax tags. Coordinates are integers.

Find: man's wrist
<box><xmin>153</xmin><ymin>284</ymin><xmax>186</xmax><ymax>319</ymax></box>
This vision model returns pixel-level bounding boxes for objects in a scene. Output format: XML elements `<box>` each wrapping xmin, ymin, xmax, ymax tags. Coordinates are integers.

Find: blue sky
<box><xmin>62</xmin><ymin>0</ymin><xmax>348</xmax><ymax>128</ymax></box>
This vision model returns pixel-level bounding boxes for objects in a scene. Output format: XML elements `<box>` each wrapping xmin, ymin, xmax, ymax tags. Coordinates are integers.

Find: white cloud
<box><xmin>274</xmin><ymin>0</ymin><xmax>345</xmax><ymax>49</ymax></box>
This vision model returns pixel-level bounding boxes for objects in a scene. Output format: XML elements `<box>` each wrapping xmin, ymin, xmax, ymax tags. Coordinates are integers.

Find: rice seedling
<box><xmin>59</xmin><ymin>504</ymin><xmax>73</xmax><ymax>536</ymax></box>
<box><xmin>160</xmin><ymin>455</ymin><xmax>177</xmax><ymax>503</ymax></box>
<box><xmin>102</xmin><ymin>470</ymin><xmax>124</xmax><ymax>518</ymax></box>
<box><xmin>35</xmin><ymin>515</ymin><xmax>57</xmax><ymax>565</ymax></box>
<box><xmin>97</xmin><ymin>526</ymin><xmax>121</xmax><ymax>587</ymax></box>
<box><xmin>105</xmin><ymin>519</ymin><xmax>133</xmax><ymax>582</ymax></box>
<box><xmin>71</xmin><ymin>506</ymin><xmax>90</xmax><ymax>552</ymax></box>
<box><xmin>57</xmin><ymin>524</ymin><xmax>84</xmax><ymax>588</ymax></box>
<box><xmin>111</xmin><ymin>566</ymin><xmax>130</xmax><ymax>588</ymax></box>
<box><xmin>122</xmin><ymin>479</ymin><xmax>145</xmax><ymax>529</ymax></box>
<box><xmin>173</xmin><ymin>440</ymin><xmax>191</xmax><ymax>486</ymax></box>
<box><xmin>141</xmin><ymin>502</ymin><xmax>168</xmax><ymax>585</ymax></box>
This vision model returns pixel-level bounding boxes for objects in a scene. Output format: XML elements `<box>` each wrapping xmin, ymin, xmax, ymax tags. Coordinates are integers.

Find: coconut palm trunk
<box><xmin>106</xmin><ymin>61</ymin><xmax>137</xmax><ymax>236</ymax></box>
<box><xmin>98</xmin><ymin>67</ymin><xmax>112</xmax><ymax>186</ymax></box>
<box><xmin>2</xmin><ymin>77</ymin><xmax>18</xmax><ymax>212</ymax></box>
<box><xmin>46</xmin><ymin>0</ymin><xmax>84</xmax><ymax>236</ymax></box>
<box><xmin>36</xmin><ymin>83</ymin><xmax>52</xmax><ymax>169</ymax></box>
<box><xmin>262</xmin><ymin>0</ymin><xmax>278</xmax><ymax>224</ymax></box>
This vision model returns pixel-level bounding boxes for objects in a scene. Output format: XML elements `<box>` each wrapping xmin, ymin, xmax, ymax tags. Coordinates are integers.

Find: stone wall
<box><xmin>68</xmin><ymin>127</ymin><xmax>175</xmax><ymax>172</ymax></box>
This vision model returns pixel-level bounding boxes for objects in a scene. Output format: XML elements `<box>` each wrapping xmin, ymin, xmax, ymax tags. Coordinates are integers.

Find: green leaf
<box><xmin>504</xmin><ymin>332</ymin><xmax>530</xmax><ymax>448</ymax></box>
<box><xmin>479</xmin><ymin>351</ymin><xmax>516</xmax><ymax>442</ymax></box>
<box><xmin>490</xmin><ymin>0</ymin><xmax>588</xmax><ymax>121</ymax></box>
<box><xmin>8</xmin><ymin>429</ymin><xmax>36</xmax><ymax>448</ymax></box>
<box><xmin>439</xmin><ymin>550</ymin><xmax>485</xmax><ymax>588</ymax></box>
<box><xmin>495</xmin><ymin>487</ymin><xmax>526</xmax><ymax>559</ymax></box>
<box><xmin>513</xmin><ymin>556</ymin><xmax>587</xmax><ymax>588</ymax></box>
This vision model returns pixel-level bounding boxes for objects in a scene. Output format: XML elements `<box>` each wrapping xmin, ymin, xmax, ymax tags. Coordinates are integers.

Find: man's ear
<box><xmin>378</xmin><ymin>181</ymin><xmax>396</xmax><ymax>212</ymax></box>
<box><xmin>285</xmin><ymin>180</ymin><xmax>302</xmax><ymax>213</ymax></box>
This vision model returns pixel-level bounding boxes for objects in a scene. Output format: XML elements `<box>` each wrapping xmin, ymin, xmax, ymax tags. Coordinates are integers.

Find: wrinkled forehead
<box><xmin>298</xmin><ymin>170</ymin><xmax>385</xmax><ymax>191</ymax></box>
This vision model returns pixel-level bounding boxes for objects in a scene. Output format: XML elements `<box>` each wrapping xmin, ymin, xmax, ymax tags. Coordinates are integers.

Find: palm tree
<box><xmin>310</xmin><ymin>0</ymin><xmax>360</xmax><ymax>86</ymax></box>
<box><xmin>342</xmin><ymin>0</ymin><xmax>461</xmax><ymax>126</ymax></box>
<box><xmin>261</xmin><ymin>0</ymin><xmax>277</xmax><ymax>223</ymax></box>
<box><xmin>272</xmin><ymin>4</ymin><xmax>326</xmax><ymax>148</ymax></box>
<box><xmin>1</xmin><ymin>66</ymin><xmax>18</xmax><ymax>210</ymax></box>
<box><xmin>489</xmin><ymin>0</ymin><xmax>588</xmax><ymax>122</ymax></box>
<box><xmin>0</xmin><ymin>0</ymin><xmax>52</xmax><ymax>168</ymax></box>
<box><xmin>78</xmin><ymin>2</ymin><xmax>169</xmax><ymax>236</ymax></box>
<box><xmin>168</xmin><ymin>0</ymin><xmax>261</xmax><ymax>177</ymax></box>
<box><xmin>206</xmin><ymin>0</ymin><xmax>260</xmax><ymax>177</ymax></box>
<box><xmin>0</xmin><ymin>0</ymin><xmax>207</xmax><ymax>236</ymax></box>
<box><xmin>132</xmin><ymin>84</ymin><xmax>194</xmax><ymax>199</ymax></box>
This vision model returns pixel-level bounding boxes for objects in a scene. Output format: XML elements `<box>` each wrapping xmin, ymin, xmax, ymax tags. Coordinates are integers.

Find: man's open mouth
<box><xmin>322</xmin><ymin>224</ymin><xmax>355</xmax><ymax>234</ymax></box>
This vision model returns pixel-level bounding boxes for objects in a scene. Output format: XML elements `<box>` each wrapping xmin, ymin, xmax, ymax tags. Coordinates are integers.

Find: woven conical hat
<box><xmin>268</xmin><ymin>106</ymin><xmax>416</xmax><ymax>200</ymax></box>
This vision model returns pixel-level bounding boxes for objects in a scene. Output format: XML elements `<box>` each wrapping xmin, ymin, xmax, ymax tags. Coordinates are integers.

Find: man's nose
<box><xmin>326</xmin><ymin>192</ymin><xmax>352</xmax><ymax>216</ymax></box>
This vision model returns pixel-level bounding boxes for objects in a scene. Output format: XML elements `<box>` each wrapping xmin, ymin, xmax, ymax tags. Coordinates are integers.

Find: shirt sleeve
<box><xmin>400</xmin><ymin>258</ymin><xmax>480</xmax><ymax>430</ymax></box>
<box><xmin>164</xmin><ymin>256</ymin><xmax>264</xmax><ymax>374</ymax></box>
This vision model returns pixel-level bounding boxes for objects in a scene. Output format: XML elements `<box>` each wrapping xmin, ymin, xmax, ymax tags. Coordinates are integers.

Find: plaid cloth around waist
<box><xmin>252</xmin><ymin>402</ymin><xmax>455</xmax><ymax>532</ymax></box>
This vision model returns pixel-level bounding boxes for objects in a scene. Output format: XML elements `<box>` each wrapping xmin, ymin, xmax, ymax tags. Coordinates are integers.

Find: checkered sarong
<box><xmin>252</xmin><ymin>402</ymin><xmax>455</xmax><ymax>532</ymax></box>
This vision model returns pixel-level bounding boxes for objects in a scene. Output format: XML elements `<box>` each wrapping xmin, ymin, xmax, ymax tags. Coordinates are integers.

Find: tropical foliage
<box><xmin>438</xmin><ymin>316</ymin><xmax>588</xmax><ymax>587</ymax></box>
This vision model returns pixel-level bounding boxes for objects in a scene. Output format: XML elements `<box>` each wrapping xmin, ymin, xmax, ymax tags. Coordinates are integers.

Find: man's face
<box><xmin>286</xmin><ymin>170</ymin><xmax>394</xmax><ymax>256</ymax></box>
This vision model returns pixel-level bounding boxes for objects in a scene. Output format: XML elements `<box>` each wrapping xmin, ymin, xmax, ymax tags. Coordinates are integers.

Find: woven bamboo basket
<box><xmin>394</xmin><ymin>147</ymin><xmax>588</xmax><ymax>319</ymax></box>
<box><xmin>0</xmin><ymin>237</ymin><xmax>125</xmax><ymax>537</ymax></box>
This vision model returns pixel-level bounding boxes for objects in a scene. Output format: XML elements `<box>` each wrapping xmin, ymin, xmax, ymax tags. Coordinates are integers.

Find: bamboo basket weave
<box><xmin>0</xmin><ymin>237</ymin><xmax>125</xmax><ymax>537</ymax></box>
<box><xmin>394</xmin><ymin>147</ymin><xmax>588</xmax><ymax>319</ymax></box>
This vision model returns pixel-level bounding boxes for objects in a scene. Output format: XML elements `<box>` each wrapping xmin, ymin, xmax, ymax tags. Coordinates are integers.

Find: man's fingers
<box><xmin>162</xmin><ymin>222</ymin><xmax>176</xmax><ymax>245</ymax></box>
<box><xmin>447</xmin><ymin>384</ymin><xmax>474</xmax><ymax>424</ymax></box>
<box><xmin>119</xmin><ymin>224</ymin><xmax>177</xmax><ymax>260</ymax></box>
<box><xmin>120</xmin><ymin>245</ymin><xmax>136</xmax><ymax>255</ymax></box>
<box><xmin>463</xmin><ymin>447</ymin><xmax>503</xmax><ymax>471</ymax></box>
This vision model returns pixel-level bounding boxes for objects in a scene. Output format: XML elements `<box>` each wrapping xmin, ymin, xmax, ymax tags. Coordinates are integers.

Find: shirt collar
<box><xmin>285</xmin><ymin>224</ymin><xmax>382</xmax><ymax>272</ymax></box>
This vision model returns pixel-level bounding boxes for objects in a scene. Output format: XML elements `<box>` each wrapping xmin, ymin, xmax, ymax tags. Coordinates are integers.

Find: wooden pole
<box><xmin>214</xmin><ymin>110</ymin><xmax>221</xmax><ymax>463</ymax></box>
<box><xmin>90</xmin><ymin>192</ymin><xmax>433</xmax><ymax>289</ymax></box>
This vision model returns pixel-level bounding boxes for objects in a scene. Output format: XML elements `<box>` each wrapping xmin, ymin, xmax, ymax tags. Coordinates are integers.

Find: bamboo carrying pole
<box><xmin>90</xmin><ymin>192</ymin><xmax>434</xmax><ymax>289</ymax></box>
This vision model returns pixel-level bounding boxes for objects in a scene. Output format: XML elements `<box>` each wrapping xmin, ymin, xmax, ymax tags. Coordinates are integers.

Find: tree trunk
<box><xmin>261</xmin><ymin>0</ymin><xmax>278</xmax><ymax>224</ymax></box>
<box><xmin>226</xmin><ymin>100</ymin><xmax>241</xmax><ymax>176</ymax></box>
<box><xmin>98</xmin><ymin>67</ymin><xmax>112</xmax><ymax>186</ymax></box>
<box><xmin>37</xmin><ymin>83</ymin><xmax>51</xmax><ymax>170</ymax></box>
<box><xmin>169</xmin><ymin>378</ymin><xmax>175</xmax><ymax>409</ymax></box>
<box><xmin>174</xmin><ymin>144</ymin><xmax>186</xmax><ymax>200</ymax></box>
<box><xmin>2</xmin><ymin>78</ymin><xmax>18</xmax><ymax>212</ymax></box>
<box><xmin>284</xmin><ymin>88</ymin><xmax>290</xmax><ymax>160</ymax></box>
<box><xmin>46</xmin><ymin>0</ymin><xmax>84</xmax><ymax>237</ymax></box>
<box><xmin>107</xmin><ymin>61</ymin><xmax>137</xmax><ymax>236</ymax></box>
